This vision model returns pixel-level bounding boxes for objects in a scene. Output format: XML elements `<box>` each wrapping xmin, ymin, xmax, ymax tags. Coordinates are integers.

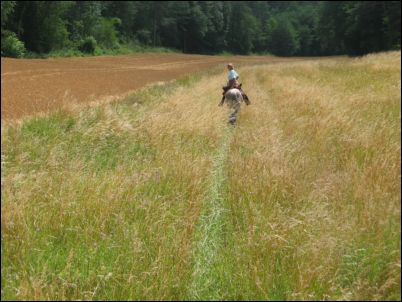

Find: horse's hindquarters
<box><xmin>225</xmin><ymin>89</ymin><xmax>243</xmax><ymax>103</ymax></box>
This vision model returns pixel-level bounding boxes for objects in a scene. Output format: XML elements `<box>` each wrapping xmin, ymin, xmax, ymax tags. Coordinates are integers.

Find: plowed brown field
<box><xmin>1</xmin><ymin>53</ymin><xmax>299</xmax><ymax>120</ymax></box>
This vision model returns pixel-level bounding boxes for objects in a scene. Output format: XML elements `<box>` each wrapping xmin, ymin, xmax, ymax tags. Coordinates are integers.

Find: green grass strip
<box><xmin>188</xmin><ymin>125</ymin><xmax>234</xmax><ymax>301</ymax></box>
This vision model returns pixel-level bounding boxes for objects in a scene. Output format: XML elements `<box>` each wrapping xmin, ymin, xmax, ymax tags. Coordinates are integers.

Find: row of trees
<box><xmin>1</xmin><ymin>1</ymin><xmax>401</xmax><ymax>58</ymax></box>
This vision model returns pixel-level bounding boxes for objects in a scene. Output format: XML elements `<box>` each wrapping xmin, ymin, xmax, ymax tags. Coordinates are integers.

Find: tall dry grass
<box><xmin>1</xmin><ymin>52</ymin><xmax>400</xmax><ymax>300</ymax></box>
<box><xmin>1</xmin><ymin>72</ymin><xmax>228</xmax><ymax>300</ymax></box>
<box><xmin>221</xmin><ymin>51</ymin><xmax>401</xmax><ymax>300</ymax></box>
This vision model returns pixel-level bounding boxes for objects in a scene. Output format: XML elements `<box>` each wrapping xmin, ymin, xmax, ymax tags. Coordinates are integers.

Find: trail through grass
<box><xmin>189</xmin><ymin>125</ymin><xmax>234</xmax><ymax>300</ymax></box>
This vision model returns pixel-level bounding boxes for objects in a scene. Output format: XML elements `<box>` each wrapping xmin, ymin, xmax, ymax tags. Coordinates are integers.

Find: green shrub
<box><xmin>79</xmin><ymin>36</ymin><xmax>97</xmax><ymax>54</ymax></box>
<box><xmin>93</xmin><ymin>17</ymin><xmax>121</xmax><ymax>49</ymax></box>
<box><xmin>1</xmin><ymin>32</ymin><xmax>26</xmax><ymax>58</ymax></box>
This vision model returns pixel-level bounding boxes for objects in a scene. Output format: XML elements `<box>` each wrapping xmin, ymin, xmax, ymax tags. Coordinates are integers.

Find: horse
<box><xmin>219</xmin><ymin>88</ymin><xmax>245</xmax><ymax>125</ymax></box>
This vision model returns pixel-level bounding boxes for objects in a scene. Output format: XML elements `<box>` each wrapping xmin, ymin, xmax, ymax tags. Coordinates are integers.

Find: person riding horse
<box><xmin>219</xmin><ymin>63</ymin><xmax>250</xmax><ymax>125</ymax></box>
<box><xmin>219</xmin><ymin>63</ymin><xmax>250</xmax><ymax>106</ymax></box>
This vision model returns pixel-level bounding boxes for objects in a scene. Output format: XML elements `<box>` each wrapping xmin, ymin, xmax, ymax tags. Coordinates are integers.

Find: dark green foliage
<box><xmin>318</xmin><ymin>1</ymin><xmax>401</xmax><ymax>56</ymax></box>
<box><xmin>9</xmin><ymin>1</ymin><xmax>72</xmax><ymax>53</ymax></box>
<box><xmin>1</xmin><ymin>1</ymin><xmax>400</xmax><ymax>57</ymax></box>
<box><xmin>135</xmin><ymin>29</ymin><xmax>152</xmax><ymax>45</ymax></box>
<box><xmin>92</xmin><ymin>17</ymin><xmax>120</xmax><ymax>49</ymax></box>
<box><xmin>79</xmin><ymin>36</ymin><xmax>97</xmax><ymax>54</ymax></box>
<box><xmin>1</xmin><ymin>31</ymin><xmax>26</xmax><ymax>57</ymax></box>
<box><xmin>268</xmin><ymin>19</ymin><xmax>297</xmax><ymax>56</ymax></box>
<box><xmin>1</xmin><ymin>1</ymin><xmax>16</xmax><ymax>27</ymax></box>
<box><xmin>383</xmin><ymin>1</ymin><xmax>401</xmax><ymax>49</ymax></box>
<box><xmin>227</xmin><ymin>2</ymin><xmax>258</xmax><ymax>55</ymax></box>
<box><xmin>343</xmin><ymin>2</ymin><xmax>389</xmax><ymax>55</ymax></box>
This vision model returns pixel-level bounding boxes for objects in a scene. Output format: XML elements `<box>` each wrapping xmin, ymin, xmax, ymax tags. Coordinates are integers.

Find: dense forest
<box><xmin>1</xmin><ymin>1</ymin><xmax>401</xmax><ymax>58</ymax></box>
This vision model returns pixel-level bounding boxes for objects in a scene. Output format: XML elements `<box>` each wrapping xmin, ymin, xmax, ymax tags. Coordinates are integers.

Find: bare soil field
<box><xmin>1</xmin><ymin>53</ymin><xmax>299</xmax><ymax>120</ymax></box>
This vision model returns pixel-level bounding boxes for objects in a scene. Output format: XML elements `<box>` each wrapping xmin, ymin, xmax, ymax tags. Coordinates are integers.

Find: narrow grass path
<box><xmin>189</xmin><ymin>125</ymin><xmax>235</xmax><ymax>300</ymax></box>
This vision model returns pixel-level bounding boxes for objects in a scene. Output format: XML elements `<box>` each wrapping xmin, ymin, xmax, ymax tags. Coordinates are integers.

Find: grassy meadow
<box><xmin>1</xmin><ymin>52</ymin><xmax>401</xmax><ymax>300</ymax></box>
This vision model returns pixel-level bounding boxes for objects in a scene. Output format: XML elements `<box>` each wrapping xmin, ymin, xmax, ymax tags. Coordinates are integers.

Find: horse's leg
<box><xmin>242</xmin><ymin>92</ymin><xmax>250</xmax><ymax>105</ymax></box>
<box><xmin>219</xmin><ymin>95</ymin><xmax>225</xmax><ymax>106</ymax></box>
<box><xmin>228</xmin><ymin>100</ymin><xmax>240</xmax><ymax>125</ymax></box>
<box><xmin>238</xmin><ymin>88</ymin><xmax>250</xmax><ymax>105</ymax></box>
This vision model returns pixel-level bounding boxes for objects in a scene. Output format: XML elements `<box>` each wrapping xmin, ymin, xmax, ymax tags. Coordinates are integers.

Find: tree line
<box><xmin>1</xmin><ymin>1</ymin><xmax>401</xmax><ymax>58</ymax></box>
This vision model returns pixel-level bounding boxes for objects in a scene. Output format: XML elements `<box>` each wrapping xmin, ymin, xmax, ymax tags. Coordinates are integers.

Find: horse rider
<box><xmin>219</xmin><ymin>63</ymin><xmax>250</xmax><ymax>125</ymax></box>
<box><xmin>219</xmin><ymin>63</ymin><xmax>250</xmax><ymax>106</ymax></box>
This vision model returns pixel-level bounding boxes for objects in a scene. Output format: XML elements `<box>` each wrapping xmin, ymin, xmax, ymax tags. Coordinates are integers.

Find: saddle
<box><xmin>222</xmin><ymin>83</ymin><xmax>242</xmax><ymax>95</ymax></box>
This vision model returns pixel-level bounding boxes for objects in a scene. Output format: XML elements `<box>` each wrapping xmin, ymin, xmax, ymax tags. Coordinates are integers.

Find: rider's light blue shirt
<box><xmin>228</xmin><ymin>69</ymin><xmax>239</xmax><ymax>80</ymax></box>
